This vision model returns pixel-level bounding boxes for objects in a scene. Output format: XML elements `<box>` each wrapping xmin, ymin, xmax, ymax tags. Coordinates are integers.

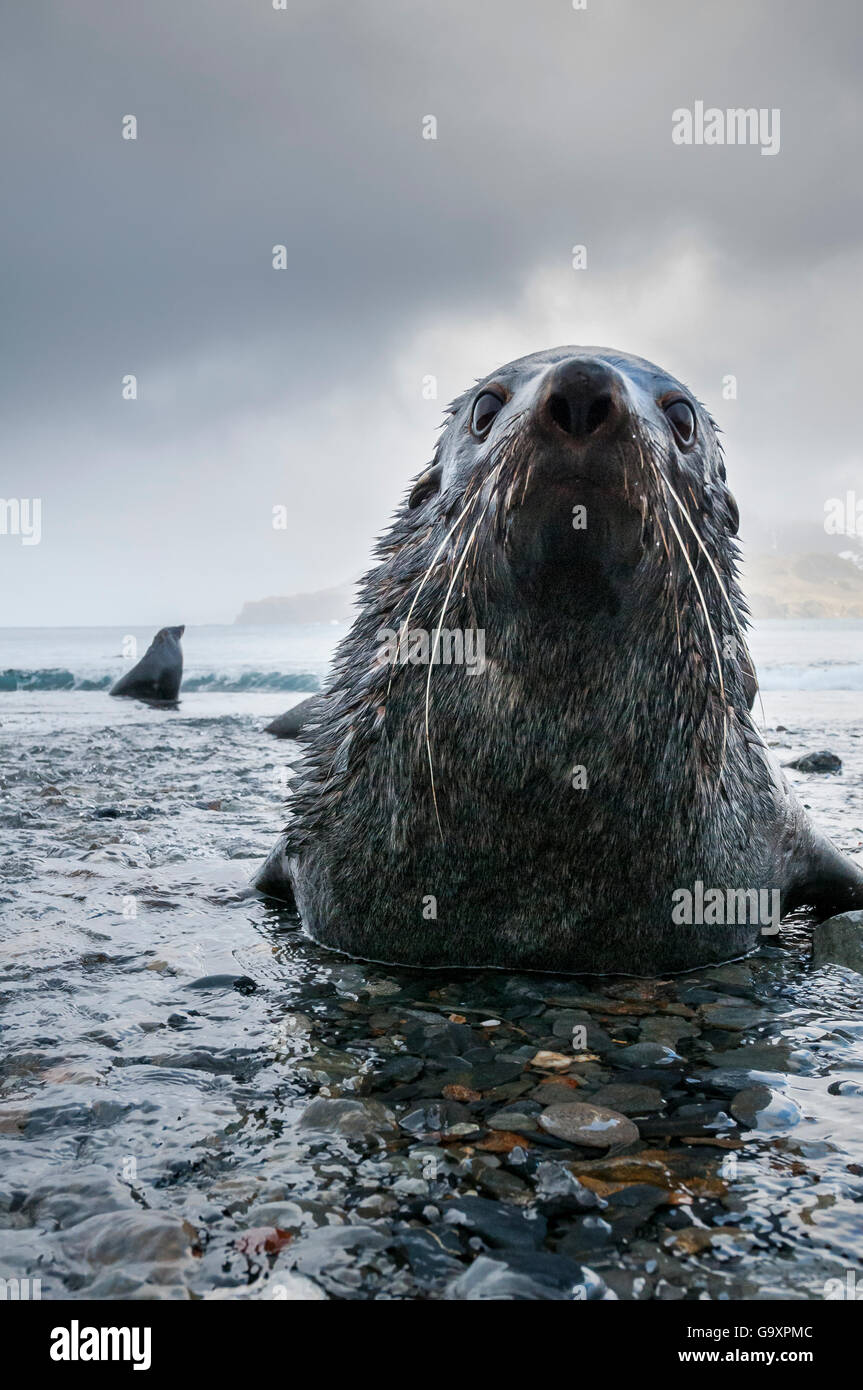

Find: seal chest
<box><xmin>257</xmin><ymin>347</ymin><xmax>863</xmax><ymax>972</ymax></box>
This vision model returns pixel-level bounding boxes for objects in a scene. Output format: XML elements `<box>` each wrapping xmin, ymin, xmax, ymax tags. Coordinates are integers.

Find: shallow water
<box><xmin>1</xmin><ymin>687</ymin><xmax>863</xmax><ymax>1301</ymax></box>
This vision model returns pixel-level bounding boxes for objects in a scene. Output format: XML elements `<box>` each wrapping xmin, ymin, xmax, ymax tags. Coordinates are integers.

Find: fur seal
<box><xmin>255</xmin><ymin>347</ymin><xmax>863</xmax><ymax>972</ymax></box>
<box><xmin>110</xmin><ymin>625</ymin><xmax>184</xmax><ymax>702</ymax></box>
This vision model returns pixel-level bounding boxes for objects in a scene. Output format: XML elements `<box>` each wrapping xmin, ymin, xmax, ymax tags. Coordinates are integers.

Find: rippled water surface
<box><xmin>2</xmin><ymin>684</ymin><xmax>863</xmax><ymax>1301</ymax></box>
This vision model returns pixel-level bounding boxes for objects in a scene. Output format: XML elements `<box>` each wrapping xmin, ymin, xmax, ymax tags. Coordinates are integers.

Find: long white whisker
<box><xmin>658</xmin><ymin>477</ymin><xmax>728</xmax><ymax>778</ymax></box>
<box><xmin>424</xmin><ymin>478</ymin><xmax>500</xmax><ymax>842</ymax></box>
<box><xmin>384</xmin><ymin>490</ymin><xmax>477</xmax><ymax>701</ymax></box>
<box><xmin>655</xmin><ymin>463</ymin><xmax>766</xmax><ymax>731</ymax></box>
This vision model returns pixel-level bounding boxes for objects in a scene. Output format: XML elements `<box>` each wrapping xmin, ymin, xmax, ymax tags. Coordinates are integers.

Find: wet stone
<box><xmin>538</xmin><ymin>1102</ymin><xmax>639</xmax><ymax>1149</ymax></box>
<box><xmin>672</xmin><ymin>1099</ymin><xmax>734</xmax><ymax>1125</ymax></box>
<box><xmin>399</xmin><ymin>1098</ymin><xmax>474</xmax><ymax>1135</ymax></box>
<box><xmin>436</xmin><ymin>1060</ymin><xmax>525</xmax><ymax>1090</ymax></box>
<box><xmin>403</xmin><ymin>1020</ymin><xmax>475</xmax><ymax>1056</ymax></box>
<box><xmin>692</xmin><ymin>1067</ymin><xmax>778</xmax><ymax>1097</ymax></box>
<box><xmin>367</xmin><ymin>1056</ymin><xmax>423</xmax><ymax>1089</ymax></box>
<box><xmin>666</xmin><ymin>1226</ymin><xmax>760</xmax><ymax>1259</ymax></box>
<box><xmin>59</xmin><ymin>1210</ymin><xmax>196</xmax><ymax>1271</ymax></box>
<box><xmin>828</xmin><ymin>1080</ymin><xmax>863</xmax><ymax>1097</ymax></box>
<box><xmin>612</xmin><ymin>1043</ymin><xmax>682</xmax><ymax>1068</ymax></box>
<box><xmin>244</xmin><ymin>1201</ymin><xmax>307</xmax><ymax>1230</ymax></box>
<box><xmin>813</xmin><ymin>911</ymin><xmax>863</xmax><ymax>975</ymax></box>
<box><xmin>22</xmin><ymin>1165</ymin><xmax>136</xmax><ymax>1229</ymax></box>
<box><xmin>444</xmin><ymin>1251</ymin><xmax>607</xmax><ymax>1301</ymax></box>
<box><xmin>533</xmin><ymin>1161</ymin><xmax>602</xmax><ymax>1211</ymax></box>
<box><xmin>589</xmin><ymin>1083</ymin><xmax>665</xmax><ymax>1116</ymax></box>
<box><xmin>298</xmin><ymin>1097</ymin><xmax>398</xmax><ymax>1138</ymax></box>
<box><xmin>185</xmin><ymin>974</ymin><xmax>257</xmax><ymax>993</ymax></box>
<box><xmin>476</xmin><ymin>1166</ymin><xmax>531</xmax><ymax>1200</ymax></box>
<box><xmin>638</xmin><ymin>1018</ymin><xmax>696</xmax><ymax>1049</ymax></box>
<box><xmin>549</xmin><ymin>1011</ymin><xmax>613</xmax><ymax>1050</ymax></box>
<box><xmin>396</xmin><ymin>1227</ymin><xmax>463</xmax><ymax>1281</ymax></box>
<box><xmin>555</xmin><ymin>1214</ymin><xmax>613</xmax><ymax>1255</ymax></box>
<box><xmin>706</xmin><ymin>1045</ymin><xmax>797</xmax><ymax>1073</ymax></box>
<box><xmin>730</xmin><ymin>1085</ymin><xmax>802</xmax><ymax>1130</ymax></box>
<box><xmin>441</xmin><ymin>1195</ymin><xmax>547</xmax><ymax>1250</ymax></box>
<box><xmin>700</xmin><ymin>1003</ymin><xmax>768</xmax><ymax>1031</ymax></box>
<box><xmin>528</xmin><ymin>1080</ymin><xmax>584</xmax><ymax>1105</ymax></box>
<box><xmin>487</xmin><ymin>1107</ymin><xmax>540</xmax><ymax>1134</ymax></box>
<box><xmin>786</xmin><ymin>750</ymin><xmax>842</xmax><ymax>773</ymax></box>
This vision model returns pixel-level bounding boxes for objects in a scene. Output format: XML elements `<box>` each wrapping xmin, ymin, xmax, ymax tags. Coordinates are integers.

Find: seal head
<box><xmin>257</xmin><ymin>347</ymin><xmax>863</xmax><ymax>972</ymax></box>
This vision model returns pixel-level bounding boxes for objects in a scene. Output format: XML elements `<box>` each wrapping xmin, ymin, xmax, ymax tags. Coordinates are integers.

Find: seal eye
<box><xmin>664</xmin><ymin>398</ymin><xmax>697</xmax><ymax>448</ymax></box>
<box><xmin>471</xmin><ymin>391</ymin><xmax>504</xmax><ymax>437</ymax></box>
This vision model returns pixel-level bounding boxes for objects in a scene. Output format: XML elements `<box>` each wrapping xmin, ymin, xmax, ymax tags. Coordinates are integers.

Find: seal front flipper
<box><xmin>785</xmin><ymin>824</ymin><xmax>863</xmax><ymax>920</ymax></box>
<box><xmin>253</xmin><ymin>831</ymin><xmax>297</xmax><ymax>906</ymax></box>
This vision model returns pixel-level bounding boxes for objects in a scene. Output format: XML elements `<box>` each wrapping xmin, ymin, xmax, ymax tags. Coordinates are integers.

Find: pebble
<box><xmin>476</xmin><ymin>1167</ymin><xmax>530</xmax><ymax>1200</ymax></box>
<box><xmin>555</xmin><ymin>1214</ymin><xmax>613</xmax><ymax>1254</ymax></box>
<box><xmin>533</xmin><ymin>1162</ymin><xmax>602</xmax><ymax>1210</ymax></box>
<box><xmin>185</xmin><ymin>974</ymin><xmax>257</xmax><ymax>993</ymax></box>
<box><xmin>828</xmin><ymin>1079</ymin><xmax>863</xmax><ymax>1097</ymax></box>
<box><xmin>397</xmin><ymin>1228</ymin><xmax>463</xmax><ymax>1281</ymax></box>
<box><xmin>298</xmin><ymin>1097</ymin><xmax>398</xmax><ymax>1137</ymax></box>
<box><xmin>444</xmin><ymin>1252</ymin><xmax>608</xmax><ymax>1301</ymax></box>
<box><xmin>487</xmin><ymin>1109</ymin><xmax>539</xmax><ymax>1134</ymax></box>
<box><xmin>700</xmin><ymin>1003</ymin><xmax>768</xmax><ymax>1031</ymax></box>
<box><xmin>538</xmin><ymin>1102</ymin><xmax>639</xmax><ymax>1149</ymax></box>
<box><xmin>244</xmin><ymin>1201</ymin><xmax>306</xmax><ymax>1229</ymax></box>
<box><xmin>730</xmin><ymin>1085</ymin><xmax>802</xmax><ymax>1130</ymax></box>
<box><xmin>611</xmin><ymin>1043</ymin><xmax>681</xmax><ymax>1068</ymax></box>
<box><xmin>60</xmin><ymin>1211</ymin><xmax>195</xmax><ymax>1270</ymax></box>
<box><xmin>441</xmin><ymin>1195</ymin><xmax>547</xmax><ymax>1250</ymax></box>
<box><xmin>639</xmin><ymin>1017</ymin><xmax>697</xmax><ymax>1048</ymax></box>
<box><xmin>529</xmin><ymin>1079</ymin><xmax>584</xmax><ymax>1104</ymax></box>
<box><xmin>813</xmin><ymin>911</ymin><xmax>863</xmax><ymax>975</ymax></box>
<box><xmin>786</xmin><ymin>750</ymin><xmax>842</xmax><ymax>773</ymax></box>
<box><xmin>589</xmin><ymin>1083</ymin><xmax>665</xmax><ymax>1115</ymax></box>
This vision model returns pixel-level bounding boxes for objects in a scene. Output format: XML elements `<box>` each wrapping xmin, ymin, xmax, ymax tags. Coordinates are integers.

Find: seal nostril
<box><xmin>548</xmin><ymin>388</ymin><xmax>614</xmax><ymax>439</ymax></box>
<box><xmin>585</xmin><ymin>393</ymin><xmax>613</xmax><ymax>435</ymax></box>
<box><xmin>549</xmin><ymin>393</ymin><xmax>572</xmax><ymax>434</ymax></box>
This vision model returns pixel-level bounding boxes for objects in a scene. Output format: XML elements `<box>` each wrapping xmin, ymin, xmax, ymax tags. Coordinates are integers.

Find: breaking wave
<box><xmin>0</xmin><ymin>668</ymin><xmax>321</xmax><ymax>693</ymax></box>
<box><xmin>758</xmin><ymin>663</ymin><xmax>863</xmax><ymax>692</ymax></box>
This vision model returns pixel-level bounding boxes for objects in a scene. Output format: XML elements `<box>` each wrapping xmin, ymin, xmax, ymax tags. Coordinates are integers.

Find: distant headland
<box><xmin>234</xmin><ymin>582</ymin><xmax>357</xmax><ymax>625</ymax></box>
<box><xmin>744</xmin><ymin>551</ymin><xmax>863</xmax><ymax>619</ymax></box>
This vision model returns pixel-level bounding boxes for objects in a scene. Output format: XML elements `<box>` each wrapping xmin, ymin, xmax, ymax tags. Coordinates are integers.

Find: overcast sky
<box><xmin>1</xmin><ymin>0</ymin><xmax>861</xmax><ymax>625</ymax></box>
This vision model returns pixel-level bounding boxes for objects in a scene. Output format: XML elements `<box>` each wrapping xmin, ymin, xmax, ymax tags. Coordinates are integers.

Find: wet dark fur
<box><xmin>256</xmin><ymin>347</ymin><xmax>863</xmax><ymax>972</ymax></box>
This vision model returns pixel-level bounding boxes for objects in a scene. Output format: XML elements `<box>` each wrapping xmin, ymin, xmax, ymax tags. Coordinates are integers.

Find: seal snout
<box><xmin>540</xmin><ymin>359</ymin><xmax>626</xmax><ymax>444</ymax></box>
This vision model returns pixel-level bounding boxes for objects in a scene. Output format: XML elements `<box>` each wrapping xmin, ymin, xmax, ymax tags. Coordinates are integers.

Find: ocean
<box><xmin>2</xmin><ymin>617</ymin><xmax>862</xmax><ymax>696</ymax></box>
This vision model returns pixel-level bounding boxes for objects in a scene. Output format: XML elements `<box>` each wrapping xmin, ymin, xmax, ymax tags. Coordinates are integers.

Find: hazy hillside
<box><xmin>743</xmin><ymin>551</ymin><xmax>863</xmax><ymax>618</ymax></box>
<box><xmin>234</xmin><ymin>582</ymin><xmax>357</xmax><ymax>625</ymax></box>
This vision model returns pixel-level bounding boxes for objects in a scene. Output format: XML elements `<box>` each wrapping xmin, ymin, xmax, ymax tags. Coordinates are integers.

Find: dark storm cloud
<box><xmin>1</xmin><ymin>0</ymin><xmax>861</xmax><ymax>623</ymax></box>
